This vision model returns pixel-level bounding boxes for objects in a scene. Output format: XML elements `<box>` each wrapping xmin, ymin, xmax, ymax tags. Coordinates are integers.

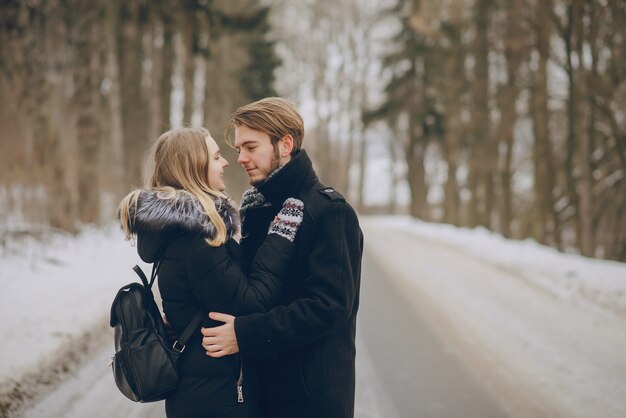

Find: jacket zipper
<box><xmin>236</xmin><ymin>356</ymin><xmax>244</xmax><ymax>403</ymax></box>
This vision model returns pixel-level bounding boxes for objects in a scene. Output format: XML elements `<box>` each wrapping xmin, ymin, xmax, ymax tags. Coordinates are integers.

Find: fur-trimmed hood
<box><xmin>125</xmin><ymin>189</ymin><xmax>240</xmax><ymax>262</ymax></box>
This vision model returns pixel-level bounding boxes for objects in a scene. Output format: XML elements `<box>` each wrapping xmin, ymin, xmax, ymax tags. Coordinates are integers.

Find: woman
<box><xmin>118</xmin><ymin>127</ymin><xmax>303</xmax><ymax>418</ymax></box>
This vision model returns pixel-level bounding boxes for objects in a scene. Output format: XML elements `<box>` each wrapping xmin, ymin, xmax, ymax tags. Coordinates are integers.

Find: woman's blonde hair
<box><xmin>118</xmin><ymin>127</ymin><xmax>231</xmax><ymax>247</ymax></box>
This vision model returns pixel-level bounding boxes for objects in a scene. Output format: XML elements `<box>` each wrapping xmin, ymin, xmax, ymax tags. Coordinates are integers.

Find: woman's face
<box><xmin>205</xmin><ymin>135</ymin><xmax>229</xmax><ymax>192</ymax></box>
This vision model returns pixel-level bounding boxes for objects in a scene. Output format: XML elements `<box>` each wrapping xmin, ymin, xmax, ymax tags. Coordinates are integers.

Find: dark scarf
<box><xmin>240</xmin><ymin>150</ymin><xmax>319</xmax><ymax>218</ymax></box>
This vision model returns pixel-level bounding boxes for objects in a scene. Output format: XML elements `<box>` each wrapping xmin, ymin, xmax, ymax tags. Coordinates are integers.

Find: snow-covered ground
<box><xmin>1</xmin><ymin>216</ymin><xmax>625</xmax><ymax>417</ymax></box>
<box><xmin>0</xmin><ymin>225</ymin><xmax>149</xmax><ymax>416</ymax></box>
<box><xmin>0</xmin><ymin>226</ymin><xmax>145</xmax><ymax>384</ymax></box>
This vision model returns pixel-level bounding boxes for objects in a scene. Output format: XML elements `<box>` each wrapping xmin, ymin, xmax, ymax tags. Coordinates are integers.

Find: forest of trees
<box><xmin>0</xmin><ymin>0</ymin><xmax>277</xmax><ymax>232</ymax></box>
<box><xmin>1</xmin><ymin>0</ymin><xmax>625</xmax><ymax>261</ymax></box>
<box><xmin>363</xmin><ymin>0</ymin><xmax>625</xmax><ymax>261</ymax></box>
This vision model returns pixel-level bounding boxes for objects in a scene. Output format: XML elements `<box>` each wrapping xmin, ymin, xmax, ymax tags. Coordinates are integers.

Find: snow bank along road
<box><xmin>361</xmin><ymin>217</ymin><xmax>626</xmax><ymax>418</ymax></box>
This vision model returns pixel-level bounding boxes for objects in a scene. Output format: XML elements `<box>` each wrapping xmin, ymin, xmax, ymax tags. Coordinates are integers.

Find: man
<box><xmin>201</xmin><ymin>97</ymin><xmax>363</xmax><ymax>418</ymax></box>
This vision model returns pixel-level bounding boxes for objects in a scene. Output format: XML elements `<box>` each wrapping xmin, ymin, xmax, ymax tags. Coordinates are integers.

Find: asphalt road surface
<box><xmin>21</xmin><ymin>249</ymin><xmax>508</xmax><ymax>418</ymax></box>
<box><xmin>355</xmin><ymin>247</ymin><xmax>508</xmax><ymax>418</ymax></box>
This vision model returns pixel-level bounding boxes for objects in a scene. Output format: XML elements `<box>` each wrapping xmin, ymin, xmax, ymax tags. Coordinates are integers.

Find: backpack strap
<box><xmin>132</xmin><ymin>264</ymin><xmax>150</xmax><ymax>288</ymax></box>
<box><xmin>133</xmin><ymin>261</ymin><xmax>204</xmax><ymax>353</ymax></box>
<box><xmin>149</xmin><ymin>260</ymin><xmax>161</xmax><ymax>289</ymax></box>
<box><xmin>172</xmin><ymin>309</ymin><xmax>205</xmax><ymax>353</ymax></box>
<box><xmin>132</xmin><ymin>261</ymin><xmax>162</xmax><ymax>290</ymax></box>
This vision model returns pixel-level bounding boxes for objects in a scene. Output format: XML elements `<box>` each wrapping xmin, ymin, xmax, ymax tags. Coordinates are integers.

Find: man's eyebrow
<box><xmin>237</xmin><ymin>139</ymin><xmax>258</xmax><ymax>147</ymax></box>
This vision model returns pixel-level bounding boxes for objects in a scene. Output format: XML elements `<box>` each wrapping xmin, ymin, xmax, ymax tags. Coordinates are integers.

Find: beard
<box><xmin>250</xmin><ymin>148</ymin><xmax>281</xmax><ymax>187</ymax></box>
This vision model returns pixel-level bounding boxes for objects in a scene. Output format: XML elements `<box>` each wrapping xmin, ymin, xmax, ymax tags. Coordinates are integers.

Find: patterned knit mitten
<box><xmin>268</xmin><ymin>198</ymin><xmax>304</xmax><ymax>242</ymax></box>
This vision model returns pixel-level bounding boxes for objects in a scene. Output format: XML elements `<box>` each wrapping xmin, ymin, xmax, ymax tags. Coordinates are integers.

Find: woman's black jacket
<box><xmin>126</xmin><ymin>190</ymin><xmax>293</xmax><ymax>410</ymax></box>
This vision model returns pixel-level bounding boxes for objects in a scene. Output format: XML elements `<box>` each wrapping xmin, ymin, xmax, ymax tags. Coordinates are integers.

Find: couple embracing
<box><xmin>118</xmin><ymin>97</ymin><xmax>363</xmax><ymax>418</ymax></box>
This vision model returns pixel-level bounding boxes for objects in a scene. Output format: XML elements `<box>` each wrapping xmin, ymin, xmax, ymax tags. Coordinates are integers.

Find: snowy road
<box><xmin>18</xmin><ymin>224</ymin><xmax>509</xmax><ymax>418</ymax></box>
<box><xmin>6</xmin><ymin>216</ymin><xmax>626</xmax><ymax>417</ymax></box>
<box><xmin>20</xmin><ymin>321</ymin><xmax>401</xmax><ymax>418</ymax></box>
<box><xmin>18</xmin><ymin>250</ymin><xmax>506</xmax><ymax>418</ymax></box>
<box><xmin>356</xmin><ymin>247</ymin><xmax>507</xmax><ymax>418</ymax></box>
<box><xmin>361</xmin><ymin>218</ymin><xmax>626</xmax><ymax>418</ymax></box>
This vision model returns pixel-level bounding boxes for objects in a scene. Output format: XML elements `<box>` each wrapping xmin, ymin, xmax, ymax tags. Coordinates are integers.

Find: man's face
<box><xmin>234</xmin><ymin>124</ymin><xmax>280</xmax><ymax>186</ymax></box>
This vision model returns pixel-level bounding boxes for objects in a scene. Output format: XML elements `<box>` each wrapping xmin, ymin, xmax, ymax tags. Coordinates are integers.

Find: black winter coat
<box><xmin>127</xmin><ymin>190</ymin><xmax>294</xmax><ymax>418</ymax></box>
<box><xmin>234</xmin><ymin>150</ymin><xmax>364</xmax><ymax>418</ymax></box>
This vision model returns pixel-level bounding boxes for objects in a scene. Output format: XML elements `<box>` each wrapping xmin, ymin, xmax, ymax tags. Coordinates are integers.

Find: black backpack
<box><xmin>109</xmin><ymin>262</ymin><xmax>204</xmax><ymax>402</ymax></box>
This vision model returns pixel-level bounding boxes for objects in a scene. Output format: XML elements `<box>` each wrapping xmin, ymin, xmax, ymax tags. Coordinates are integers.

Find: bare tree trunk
<box><xmin>355</xmin><ymin>77</ymin><xmax>371</xmax><ymax>212</ymax></box>
<box><xmin>0</xmin><ymin>2</ymin><xmax>32</xmax><ymax>188</ymax></box>
<box><xmin>50</xmin><ymin>6</ymin><xmax>80</xmax><ymax>230</ymax></box>
<box><xmin>610</xmin><ymin>195</ymin><xmax>626</xmax><ymax>260</ymax></box>
<box><xmin>559</xmin><ymin>1</ymin><xmax>582</xmax><ymax>250</ymax></box>
<box><xmin>587</xmin><ymin>1</ymin><xmax>625</xmax><ymax>260</ymax></box>
<box><xmin>532</xmin><ymin>0</ymin><xmax>557</xmax><ymax>245</ymax></box>
<box><xmin>579</xmin><ymin>107</ymin><xmax>595</xmax><ymax>256</ymax></box>
<box><xmin>441</xmin><ymin>24</ymin><xmax>465</xmax><ymax>226</ymax></box>
<box><xmin>386</xmin><ymin>134</ymin><xmax>400</xmax><ymax>214</ymax></box>
<box><xmin>148</xmin><ymin>17</ymin><xmax>163</xmax><ymax>142</ymax></box>
<box><xmin>75</xmin><ymin>5</ymin><xmax>101</xmax><ymax>224</ymax></box>
<box><xmin>341</xmin><ymin>109</ymin><xmax>357</xmax><ymax>198</ymax></box>
<box><xmin>160</xmin><ymin>7</ymin><xmax>175</xmax><ymax>130</ymax></box>
<box><xmin>19</xmin><ymin>5</ymin><xmax>46</xmax><ymax>222</ymax></box>
<box><xmin>575</xmin><ymin>0</ymin><xmax>594</xmax><ymax>256</ymax></box>
<box><xmin>105</xmin><ymin>0</ymin><xmax>126</xmax><ymax>196</ymax></box>
<box><xmin>469</xmin><ymin>0</ymin><xmax>492</xmax><ymax>227</ymax></box>
<box><xmin>337</xmin><ymin>39</ymin><xmax>362</xmax><ymax>197</ymax></box>
<box><xmin>120</xmin><ymin>2</ymin><xmax>149</xmax><ymax>186</ymax></box>
<box><xmin>0</xmin><ymin>73</ymin><xmax>27</xmax><ymax>185</ymax></box>
<box><xmin>311</xmin><ymin>79</ymin><xmax>333</xmax><ymax>185</ymax></box>
<box><xmin>407</xmin><ymin>106</ymin><xmax>429</xmax><ymax>219</ymax></box>
<box><xmin>29</xmin><ymin>3</ymin><xmax>74</xmax><ymax>230</ymax></box>
<box><xmin>180</xmin><ymin>11</ymin><xmax>196</xmax><ymax>126</ymax></box>
<box><xmin>496</xmin><ymin>0</ymin><xmax>526</xmax><ymax>237</ymax></box>
<box><xmin>500</xmin><ymin>127</ymin><xmax>514</xmax><ymax>237</ymax></box>
<box><xmin>356</xmin><ymin>127</ymin><xmax>368</xmax><ymax>212</ymax></box>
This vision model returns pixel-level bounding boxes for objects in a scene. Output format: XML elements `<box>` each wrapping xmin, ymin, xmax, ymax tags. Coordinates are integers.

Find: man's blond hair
<box><xmin>227</xmin><ymin>97</ymin><xmax>304</xmax><ymax>154</ymax></box>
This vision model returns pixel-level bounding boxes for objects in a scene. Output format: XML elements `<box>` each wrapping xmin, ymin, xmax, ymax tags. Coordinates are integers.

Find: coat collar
<box><xmin>128</xmin><ymin>190</ymin><xmax>240</xmax><ymax>239</ymax></box>
<box><xmin>256</xmin><ymin>150</ymin><xmax>318</xmax><ymax>206</ymax></box>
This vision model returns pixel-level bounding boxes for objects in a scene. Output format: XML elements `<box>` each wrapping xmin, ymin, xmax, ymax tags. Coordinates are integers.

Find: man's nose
<box><xmin>237</xmin><ymin>152</ymin><xmax>247</xmax><ymax>164</ymax></box>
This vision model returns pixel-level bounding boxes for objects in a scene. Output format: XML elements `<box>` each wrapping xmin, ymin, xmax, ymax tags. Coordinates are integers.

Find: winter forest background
<box><xmin>0</xmin><ymin>0</ymin><xmax>624</xmax><ymax>262</ymax></box>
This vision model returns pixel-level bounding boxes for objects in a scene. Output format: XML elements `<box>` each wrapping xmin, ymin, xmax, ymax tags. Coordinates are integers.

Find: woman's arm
<box><xmin>184</xmin><ymin>198</ymin><xmax>303</xmax><ymax>315</ymax></box>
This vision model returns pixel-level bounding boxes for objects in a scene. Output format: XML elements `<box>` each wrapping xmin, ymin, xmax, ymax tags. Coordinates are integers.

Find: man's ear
<box><xmin>279</xmin><ymin>135</ymin><xmax>294</xmax><ymax>157</ymax></box>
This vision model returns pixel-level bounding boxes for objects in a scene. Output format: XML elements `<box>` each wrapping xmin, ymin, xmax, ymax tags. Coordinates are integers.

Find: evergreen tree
<box><xmin>240</xmin><ymin>6</ymin><xmax>279</xmax><ymax>100</ymax></box>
